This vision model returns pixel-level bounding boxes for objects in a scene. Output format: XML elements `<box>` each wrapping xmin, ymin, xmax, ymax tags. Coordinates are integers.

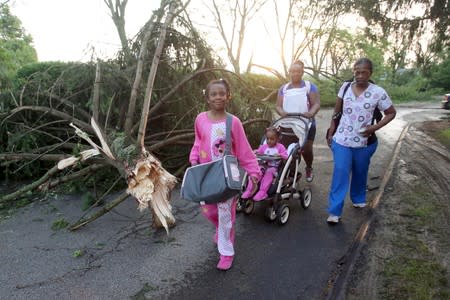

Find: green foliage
<box><xmin>229</xmin><ymin>73</ymin><xmax>279</xmax><ymax>146</ymax></box>
<box><xmin>81</xmin><ymin>191</ymin><xmax>96</xmax><ymax>211</ymax></box>
<box><xmin>110</xmin><ymin>132</ymin><xmax>137</xmax><ymax>165</ymax></box>
<box><xmin>51</xmin><ymin>218</ymin><xmax>69</xmax><ymax>230</ymax></box>
<box><xmin>72</xmin><ymin>249</ymin><xmax>84</xmax><ymax>258</ymax></box>
<box><xmin>0</xmin><ymin>4</ymin><xmax>37</xmax><ymax>89</ymax></box>
<box><xmin>315</xmin><ymin>79</ymin><xmax>340</xmax><ymax>107</ymax></box>
<box><xmin>429</xmin><ymin>56</ymin><xmax>450</xmax><ymax>90</ymax></box>
<box><xmin>436</xmin><ymin>128</ymin><xmax>450</xmax><ymax>148</ymax></box>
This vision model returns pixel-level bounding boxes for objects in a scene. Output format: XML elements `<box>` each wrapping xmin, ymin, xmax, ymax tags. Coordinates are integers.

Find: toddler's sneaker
<box><xmin>241</xmin><ymin>190</ymin><xmax>253</xmax><ymax>199</ymax></box>
<box><xmin>353</xmin><ymin>202</ymin><xmax>366</xmax><ymax>208</ymax></box>
<box><xmin>327</xmin><ymin>215</ymin><xmax>340</xmax><ymax>224</ymax></box>
<box><xmin>217</xmin><ymin>255</ymin><xmax>234</xmax><ymax>271</ymax></box>
<box><xmin>305</xmin><ymin>167</ymin><xmax>314</xmax><ymax>182</ymax></box>
<box><xmin>252</xmin><ymin>191</ymin><xmax>268</xmax><ymax>201</ymax></box>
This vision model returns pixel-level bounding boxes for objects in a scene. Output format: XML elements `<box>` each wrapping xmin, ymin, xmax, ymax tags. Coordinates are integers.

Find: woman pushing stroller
<box><xmin>276</xmin><ymin>60</ymin><xmax>320</xmax><ymax>182</ymax></box>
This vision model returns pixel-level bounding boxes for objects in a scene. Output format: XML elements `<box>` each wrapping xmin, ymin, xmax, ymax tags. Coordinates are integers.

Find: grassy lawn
<box><xmin>380</xmin><ymin>187</ymin><xmax>449</xmax><ymax>300</ymax></box>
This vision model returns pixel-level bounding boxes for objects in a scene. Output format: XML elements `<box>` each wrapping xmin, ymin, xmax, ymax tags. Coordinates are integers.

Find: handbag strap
<box><xmin>224</xmin><ymin>113</ymin><xmax>233</xmax><ymax>155</ymax></box>
<box><xmin>339</xmin><ymin>81</ymin><xmax>352</xmax><ymax>112</ymax></box>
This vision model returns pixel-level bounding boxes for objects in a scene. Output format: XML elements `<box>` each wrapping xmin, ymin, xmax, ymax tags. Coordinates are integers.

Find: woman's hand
<box><xmin>302</xmin><ymin>111</ymin><xmax>314</xmax><ymax>119</ymax></box>
<box><xmin>359</xmin><ymin>125</ymin><xmax>376</xmax><ymax>138</ymax></box>
<box><xmin>326</xmin><ymin>123</ymin><xmax>336</xmax><ymax>147</ymax></box>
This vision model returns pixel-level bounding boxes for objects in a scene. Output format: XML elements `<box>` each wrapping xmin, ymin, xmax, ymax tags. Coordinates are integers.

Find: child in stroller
<box><xmin>237</xmin><ymin>114</ymin><xmax>313</xmax><ymax>225</ymax></box>
<box><xmin>241</xmin><ymin>127</ymin><xmax>288</xmax><ymax>201</ymax></box>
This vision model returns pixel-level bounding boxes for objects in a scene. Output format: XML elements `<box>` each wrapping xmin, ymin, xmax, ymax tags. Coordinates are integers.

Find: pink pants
<box><xmin>243</xmin><ymin>167</ymin><xmax>277</xmax><ymax>201</ymax></box>
<box><xmin>201</xmin><ymin>197</ymin><xmax>237</xmax><ymax>256</ymax></box>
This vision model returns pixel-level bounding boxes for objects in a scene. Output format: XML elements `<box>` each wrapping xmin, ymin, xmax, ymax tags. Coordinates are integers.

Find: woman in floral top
<box><xmin>326</xmin><ymin>58</ymin><xmax>396</xmax><ymax>224</ymax></box>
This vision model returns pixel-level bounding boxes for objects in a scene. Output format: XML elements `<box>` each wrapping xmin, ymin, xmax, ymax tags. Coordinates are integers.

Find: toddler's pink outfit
<box><xmin>241</xmin><ymin>143</ymin><xmax>288</xmax><ymax>201</ymax></box>
<box><xmin>189</xmin><ymin>112</ymin><xmax>261</xmax><ymax>270</ymax></box>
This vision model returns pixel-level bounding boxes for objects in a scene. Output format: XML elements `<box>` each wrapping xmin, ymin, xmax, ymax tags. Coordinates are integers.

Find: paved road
<box><xmin>0</xmin><ymin>103</ymin><xmax>446</xmax><ymax>300</ymax></box>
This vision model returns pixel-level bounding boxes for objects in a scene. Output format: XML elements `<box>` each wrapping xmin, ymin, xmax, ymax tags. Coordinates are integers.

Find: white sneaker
<box><xmin>305</xmin><ymin>167</ymin><xmax>314</xmax><ymax>182</ymax></box>
<box><xmin>327</xmin><ymin>215</ymin><xmax>340</xmax><ymax>224</ymax></box>
<box><xmin>353</xmin><ymin>203</ymin><xmax>367</xmax><ymax>208</ymax></box>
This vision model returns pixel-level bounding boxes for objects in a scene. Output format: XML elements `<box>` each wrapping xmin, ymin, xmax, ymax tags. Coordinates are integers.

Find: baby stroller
<box><xmin>236</xmin><ymin>114</ymin><xmax>313</xmax><ymax>225</ymax></box>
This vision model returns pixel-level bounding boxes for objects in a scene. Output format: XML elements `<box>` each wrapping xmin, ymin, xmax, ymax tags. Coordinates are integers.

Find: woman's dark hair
<box><xmin>354</xmin><ymin>57</ymin><xmax>373</xmax><ymax>72</ymax></box>
<box><xmin>204</xmin><ymin>78</ymin><xmax>231</xmax><ymax>97</ymax></box>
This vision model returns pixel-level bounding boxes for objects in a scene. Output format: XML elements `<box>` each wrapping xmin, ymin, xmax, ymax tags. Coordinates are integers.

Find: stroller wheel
<box><xmin>276</xmin><ymin>203</ymin><xmax>290</xmax><ymax>225</ymax></box>
<box><xmin>301</xmin><ymin>188</ymin><xmax>312</xmax><ymax>209</ymax></box>
<box><xmin>236</xmin><ymin>198</ymin><xmax>244</xmax><ymax>213</ymax></box>
<box><xmin>243</xmin><ymin>199</ymin><xmax>255</xmax><ymax>215</ymax></box>
<box><xmin>264</xmin><ymin>206</ymin><xmax>276</xmax><ymax>222</ymax></box>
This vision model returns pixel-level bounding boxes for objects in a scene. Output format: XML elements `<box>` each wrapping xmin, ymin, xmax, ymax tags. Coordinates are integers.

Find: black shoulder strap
<box><xmin>342</xmin><ymin>81</ymin><xmax>352</xmax><ymax>99</ymax></box>
<box><xmin>225</xmin><ymin>113</ymin><xmax>232</xmax><ymax>155</ymax></box>
<box><xmin>339</xmin><ymin>81</ymin><xmax>352</xmax><ymax>112</ymax></box>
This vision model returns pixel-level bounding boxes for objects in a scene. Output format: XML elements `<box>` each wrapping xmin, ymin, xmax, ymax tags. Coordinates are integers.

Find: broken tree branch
<box><xmin>136</xmin><ymin>1</ymin><xmax>177</xmax><ymax>148</ymax></box>
<box><xmin>69</xmin><ymin>191</ymin><xmax>130</xmax><ymax>231</ymax></box>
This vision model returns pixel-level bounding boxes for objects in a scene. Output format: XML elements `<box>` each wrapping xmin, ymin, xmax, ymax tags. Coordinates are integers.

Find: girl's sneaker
<box><xmin>353</xmin><ymin>203</ymin><xmax>366</xmax><ymax>208</ymax></box>
<box><xmin>217</xmin><ymin>255</ymin><xmax>233</xmax><ymax>270</ymax></box>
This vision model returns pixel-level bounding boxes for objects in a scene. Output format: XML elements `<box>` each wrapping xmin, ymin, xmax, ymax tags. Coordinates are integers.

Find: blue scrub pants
<box><xmin>328</xmin><ymin>140</ymin><xmax>378</xmax><ymax>217</ymax></box>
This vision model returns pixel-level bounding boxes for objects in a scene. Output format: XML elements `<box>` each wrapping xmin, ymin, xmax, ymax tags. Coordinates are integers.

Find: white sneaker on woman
<box><xmin>327</xmin><ymin>215</ymin><xmax>340</xmax><ymax>224</ymax></box>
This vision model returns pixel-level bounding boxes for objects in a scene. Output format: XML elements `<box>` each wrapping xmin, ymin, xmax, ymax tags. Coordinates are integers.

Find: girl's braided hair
<box><xmin>265</xmin><ymin>126</ymin><xmax>280</xmax><ymax>137</ymax></box>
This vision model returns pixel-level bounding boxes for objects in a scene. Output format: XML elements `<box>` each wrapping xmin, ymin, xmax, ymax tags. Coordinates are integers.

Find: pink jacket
<box><xmin>256</xmin><ymin>143</ymin><xmax>288</xmax><ymax>160</ymax></box>
<box><xmin>189</xmin><ymin>112</ymin><xmax>262</xmax><ymax>179</ymax></box>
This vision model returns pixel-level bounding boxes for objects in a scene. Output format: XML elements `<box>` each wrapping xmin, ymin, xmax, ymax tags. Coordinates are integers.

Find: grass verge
<box><xmin>380</xmin><ymin>187</ymin><xmax>449</xmax><ymax>299</ymax></box>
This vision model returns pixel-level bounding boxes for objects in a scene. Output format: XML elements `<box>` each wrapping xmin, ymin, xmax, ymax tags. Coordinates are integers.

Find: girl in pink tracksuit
<box><xmin>241</xmin><ymin>127</ymin><xmax>288</xmax><ymax>201</ymax></box>
<box><xmin>189</xmin><ymin>79</ymin><xmax>261</xmax><ymax>271</ymax></box>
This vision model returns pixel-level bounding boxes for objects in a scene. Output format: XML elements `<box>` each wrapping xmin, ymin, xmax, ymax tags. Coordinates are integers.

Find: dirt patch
<box><xmin>346</xmin><ymin>119</ymin><xmax>450</xmax><ymax>299</ymax></box>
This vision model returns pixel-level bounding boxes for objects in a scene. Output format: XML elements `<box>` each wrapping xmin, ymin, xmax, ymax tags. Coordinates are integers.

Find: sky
<box><xmin>8</xmin><ymin>0</ymin><xmax>285</xmax><ymax>73</ymax></box>
<box><xmin>9</xmin><ymin>0</ymin><xmax>160</xmax><ymax>62</ymax></box>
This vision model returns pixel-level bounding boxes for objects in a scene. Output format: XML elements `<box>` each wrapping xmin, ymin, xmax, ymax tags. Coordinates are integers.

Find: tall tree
<box><xmin>328</xmin><ymin>0</ymin><xmax>450</xmax><ymax>68</ymax></box>
<box><xmin>104</xmin><ymin>0</ymin><xmax>130</xmax><ymax>61</ymax></box>
<box><xmin>267</xmin><ymin>0</ymin><xmax>344</xmax><ymax>80</ymax></box>
<box><xmin>0</xmin><ymin>3</ymin><xmax>37</xmax><ymax>88</ymax></box>
<box><xmin>207</xmin><ymin>0</ymin><xmax>267</xmax><ymax>74</ymax></box>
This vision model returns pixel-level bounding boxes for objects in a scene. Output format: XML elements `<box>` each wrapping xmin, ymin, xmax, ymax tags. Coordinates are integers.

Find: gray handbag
<box><xmin>181</xmin><ymin>113</ymin><xmax>245</xmax><ymax>204</ymax></box>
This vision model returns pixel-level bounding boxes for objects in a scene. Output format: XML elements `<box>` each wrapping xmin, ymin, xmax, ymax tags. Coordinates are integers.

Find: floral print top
<box><xmin>333</xmin><ymin>82</ymin><xmax>393</xmax><ymax>148</ymax></box>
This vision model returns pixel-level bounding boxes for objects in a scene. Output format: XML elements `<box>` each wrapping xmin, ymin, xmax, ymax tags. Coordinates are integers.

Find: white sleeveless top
<box><xmin>281</xmin><ymin>81</ymin><xmax>311</xmax><ymax>114</ymax></box>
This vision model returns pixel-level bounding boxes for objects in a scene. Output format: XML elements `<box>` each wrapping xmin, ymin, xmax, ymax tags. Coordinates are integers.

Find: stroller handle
<box><xmin>256</xmin><ymin>154</ymin><xmax>283</xmax><ymax>161</ymax></box>
<box><xmin>285</xmin><ymin>113</ymin><xmax>310</xmax><ymax>119</ymax></box>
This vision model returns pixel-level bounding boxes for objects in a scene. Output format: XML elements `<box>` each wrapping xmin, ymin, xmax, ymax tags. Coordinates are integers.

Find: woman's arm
<box><xmin>276</xmin><ymin>92</ymin><xmax>287</xmax><ymax>117</ymax></box>
<box><xmin>326</xmin><ymin>96</ymin><xmax>344</xmax><ymax>146</ymax></box>
<box><xmin>362</xmin><ymin>105</ymin><xmax>396</xmax><ymax>137</ymax></box>
<box><xmin>304</xmin><ymin>91</ymin><xmax>320</xmax><ymax>118</ymax></box>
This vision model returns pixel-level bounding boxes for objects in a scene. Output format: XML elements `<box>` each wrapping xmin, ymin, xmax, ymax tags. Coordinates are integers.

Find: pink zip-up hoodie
<box><xmin>189</xmin><ymin>112</ymin><xmax>261</xmax><ymax>180</ymax></box>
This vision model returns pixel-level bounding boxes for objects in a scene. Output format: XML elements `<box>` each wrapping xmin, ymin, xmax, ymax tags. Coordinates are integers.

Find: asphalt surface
<box><xmin>0</xmin><ymin>103</ymin><xmax>446</xmax><ymax>300</ymax></box>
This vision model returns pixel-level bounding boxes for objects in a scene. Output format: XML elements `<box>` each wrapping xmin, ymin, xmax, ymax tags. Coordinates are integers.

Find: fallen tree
<box><xmin>0</xmin><ymin>0</ymin><xmax>275</xmax><ymax>233</ymax></box>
